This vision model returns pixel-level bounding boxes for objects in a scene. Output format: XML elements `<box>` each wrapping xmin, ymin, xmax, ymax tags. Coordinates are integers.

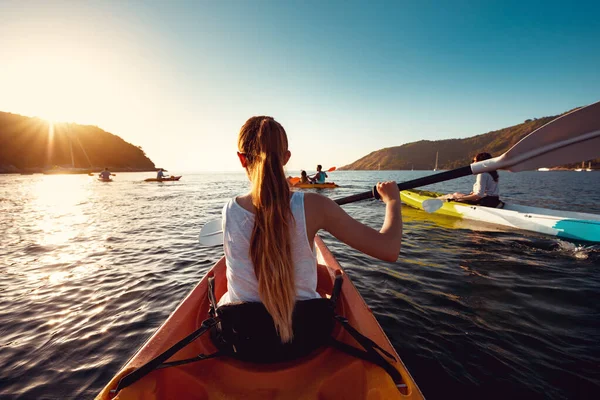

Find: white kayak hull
<box><xmin>401</xmin><ymin>190</ymin><xmax>600</xmax><ymax>243</ymax></box>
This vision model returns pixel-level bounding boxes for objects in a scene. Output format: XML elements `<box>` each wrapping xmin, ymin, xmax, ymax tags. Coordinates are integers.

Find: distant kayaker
<box><xmin>309</xmin><ymin>165</ymin><xmax>327</xmax><ymax>183</ymax></box>
<box><xmin>219</xmin><ymin>116</ymin><xmax>402</xmax><ymax>344</ymax></box>
<box><xmin>99</xmin><ymin>168</ymin><xmax>111</xmax><ymax>180</ymax></box>
<box><xmin>156</xmin><ymin>168</ymin><xmax>168</xmax><ymax>179</ymax></box>
<box><xmin>443</xmin><ymin>152</ymin><xmax>501</xmax><ymax>207</ymax></box>
<box><xmin>299</xmin><ymin>170</ymin><xmax>310</xmax><ymax>184</ymax></box>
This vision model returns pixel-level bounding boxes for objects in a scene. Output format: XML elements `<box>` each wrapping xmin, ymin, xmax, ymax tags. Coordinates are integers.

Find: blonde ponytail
<box><xmin>238</xmin><ymin>117</ymin><xmax>295</xmax><ymax>342</ymax></box>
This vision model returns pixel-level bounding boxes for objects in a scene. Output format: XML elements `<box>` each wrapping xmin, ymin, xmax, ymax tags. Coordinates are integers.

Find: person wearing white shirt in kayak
<box><xmin>220</xmin><ymin>116</ymin><xmax>402</xmax><ymax>344</ymax></box>
<box><xmin>443</xmin><ymin>152</ymin><xmax>502</xmax><ymax>208</ymax></box>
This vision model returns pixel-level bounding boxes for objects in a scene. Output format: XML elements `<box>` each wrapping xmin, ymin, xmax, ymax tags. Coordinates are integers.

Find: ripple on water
<box><xmin>0</xmin><ymin>171</ymin><xmax>599</xmax><ymax>399</ymax></box>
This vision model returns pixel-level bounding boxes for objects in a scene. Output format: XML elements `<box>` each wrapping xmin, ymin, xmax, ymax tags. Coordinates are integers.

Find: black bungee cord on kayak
<box><xmin>111</xmin><ymin>274</ymin><xmax>404</xmax><ymax>395</ymax></box>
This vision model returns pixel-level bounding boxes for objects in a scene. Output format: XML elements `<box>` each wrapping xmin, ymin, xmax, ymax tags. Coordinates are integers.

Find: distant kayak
<box><xmin>401</xmin><ymin>189</ymin><xmax>600</xmax><ymax>243</ymax></box>
<box><xmin>144</xmin><ymin>176</ymin><xmax>182</xmax><ymax>182</ymax></box>
<box><xmin>98</xmin><ymin>178</ymin><xmax>113</xmax><ymax>182</ymax></box>
<box><xmin>287</xmin><ymin>177</ymin><xmax>339</xmax><ymax>189</ymax></box>
<box><xmin>293</xmin><ymin>182</ymin><xmax>339</xmax><ymax>189</ymax></box>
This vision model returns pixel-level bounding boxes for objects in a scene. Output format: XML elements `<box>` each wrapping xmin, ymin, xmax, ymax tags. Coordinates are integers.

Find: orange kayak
<box><xmin>96</xmin><ymin>237</ymin><xmax>423</xmax><ymax>400</ymax></box>
<box><xmin>144</xmin><ymin>176</ymin><xmax>182</xmax><ymax>182</ymax></box>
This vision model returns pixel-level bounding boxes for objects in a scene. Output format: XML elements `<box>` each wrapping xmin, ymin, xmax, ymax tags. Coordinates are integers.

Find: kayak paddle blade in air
<box><xmin>199</xmin><ymin>219</ymin><xmax>224</xmax><ymax>246</ymax></box>
<box><xmin>472</xmin><ymin>100</ymin><xmax>600</xmax><ymax>173</ymax></box>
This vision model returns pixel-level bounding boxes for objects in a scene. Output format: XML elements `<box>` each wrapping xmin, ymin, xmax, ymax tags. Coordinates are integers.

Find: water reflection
<box><xmin>0</xmin><ymin>172</ymin><xmax>598</xmax><ymax>399</ymax></box>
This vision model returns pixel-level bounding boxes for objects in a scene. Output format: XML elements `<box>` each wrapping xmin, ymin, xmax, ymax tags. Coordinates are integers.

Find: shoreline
<box><xmin>0</xmin><ymin>167</ymin><xmax>159</xmax><ymax>175</ymax></box>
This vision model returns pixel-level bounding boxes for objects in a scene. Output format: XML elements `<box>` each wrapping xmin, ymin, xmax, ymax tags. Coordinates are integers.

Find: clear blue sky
<box><xmin>0</xmin><ymin>0</ymin><xmax>598</xmax><ymax>171</ymax></box>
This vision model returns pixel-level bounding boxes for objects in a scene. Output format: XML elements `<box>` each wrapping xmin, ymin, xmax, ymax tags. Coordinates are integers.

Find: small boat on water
<box><xmin>401</xmin><ymin>190</ymin><xmax>600</xmax><ymax>243</ymax></box>
<box><xmin>292</xmin><ymin>182</ymin><xmax>339</xmax><ymax>189</ymax></box>
<box><xmin>574</xmin><ymin>161</ymin><xmax>586</xmax><ymax>172</ymax></box>
<box><xmin>287</xmin><ymin>177</ymin><xmax>339</xmax><ymax>189</ymax></box>
<box><xmin>95</xmin><ymin>237</ymin><xmax>423</xmax><ymax>399</ymax></box>
<box><xmin>144</xmin><ymin>176</ymin><xmax>182</xmax><ymax>182</ymax></box>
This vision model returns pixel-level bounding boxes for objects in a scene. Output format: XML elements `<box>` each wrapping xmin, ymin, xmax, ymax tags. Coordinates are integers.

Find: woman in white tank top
<box><xmin>220</xmin><ymin>191</ymin><xmax>320</xmax><ymax>305</ymax></box>
<box><xmin>221</xmin><ymin>116</ymin><xmax>403</xmax><ymax>343</ymax></box>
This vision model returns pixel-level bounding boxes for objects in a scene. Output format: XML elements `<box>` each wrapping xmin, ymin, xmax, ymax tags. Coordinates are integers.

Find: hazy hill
<box><xmin>0</xmin><ymin>111</ymin><xmax>155</xmax><ymax>173</ymax></box>
<box><xmin>340</xmin><ymin>109</ymin><xmax>597</xmax><ymax>170</ymax></box>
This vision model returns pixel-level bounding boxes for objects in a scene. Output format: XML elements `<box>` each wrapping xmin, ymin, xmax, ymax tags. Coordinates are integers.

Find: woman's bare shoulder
<box><xmin>303</xmin><ymin>192</ymin><xmax>333</xmax><ymax>209</ymax></box>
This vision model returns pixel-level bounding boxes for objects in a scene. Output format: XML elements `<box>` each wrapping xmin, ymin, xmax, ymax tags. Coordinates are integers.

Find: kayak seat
<box><xmin>208</xmin><ymin>270</ymin><xmax>338</xmax><ymax>363</ymax></box>
<box><xmin>207</xmin><ymin>275</ymin><xmax>403</xmax><ymax>384</ymax></box>
<box><xmin>210</xmin><ymin>298</ymin><xmax>335</xmax><ymax>363</ymax></box>
<box><xmin>112</xmin><ymin>272</ymin><xmax>403</xmax><ymax>395</ymax></box>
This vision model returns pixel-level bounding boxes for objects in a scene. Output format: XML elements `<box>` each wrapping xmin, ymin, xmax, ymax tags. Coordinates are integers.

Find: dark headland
<box><xmin>340</xmin><ymin>107</ymin><xmax>598</xmax><ymax>171</ymax></box>
<box><xmin>0</xmin><ymin>111</ymin><xmax>156</xmax><ymax>174</ymax></box>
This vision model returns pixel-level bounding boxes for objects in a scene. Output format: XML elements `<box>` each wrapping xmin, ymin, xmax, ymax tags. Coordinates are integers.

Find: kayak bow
<box><xmin>96</xmin><ymin>237</ymin><xmax>423</xmax><ymax>400</ymax></box>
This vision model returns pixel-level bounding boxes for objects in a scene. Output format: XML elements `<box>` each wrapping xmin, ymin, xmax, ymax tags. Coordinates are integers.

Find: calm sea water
<box><xmin>1</xmin><ymin>171</ymin><xmax>599</xmax><ymax>399</ymax></box>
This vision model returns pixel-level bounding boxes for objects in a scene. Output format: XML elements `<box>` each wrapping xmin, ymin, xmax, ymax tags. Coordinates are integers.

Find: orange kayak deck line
<box><xmin>96</xmin><ymin>237</ymin><xmax>423</xmax><ymax>400</ymax></box>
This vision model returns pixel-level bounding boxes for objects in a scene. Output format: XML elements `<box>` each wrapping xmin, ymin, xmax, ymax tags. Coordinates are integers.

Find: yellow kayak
<box><xmin>287</xmin><ymin>177</ymin><xmax>339</xmax><ymax>189</ymax></box>
<box><xmin>401</xmin><ymin>190</ymin><xmax>600</xmax><ymax>242</ymax></box>
<box><xmin>293</xmin><ymin>182</ymin><xmax>339</xmax><ymax>189</ymax></box>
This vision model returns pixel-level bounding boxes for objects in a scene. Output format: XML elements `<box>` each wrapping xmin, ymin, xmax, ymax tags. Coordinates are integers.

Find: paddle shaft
<box><xmin>335</xmin><ymin>166</ymin><xmax>472</xmax><ymax>206</ymax></box>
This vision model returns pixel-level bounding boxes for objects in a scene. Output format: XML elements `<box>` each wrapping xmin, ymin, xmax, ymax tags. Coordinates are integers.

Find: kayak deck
<box><xmin>401</xmin><ymin>190</ymin><xmax>600</xmax><ymax>243</ymax></box>
<box><xmin>293</xmin><ymin>182</ymin><xmax>339</xmax><ymax>189</ymax></box>
<box><xmin>96</xmin><ymin>237</ymin><xmax>422</xmax><ymax>399</ymax></box>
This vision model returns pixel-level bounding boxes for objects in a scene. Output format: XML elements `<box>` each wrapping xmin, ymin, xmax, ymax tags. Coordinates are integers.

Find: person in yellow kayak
<box><xmin>220</xmin><ymin>116</ymin><xmax>402</xmax><ymax>345</ymax></box>
<box><xmin>442</xmin><ymin>152</ymin><xmax>502</xmax><ymax>208</ymax></box>
<box><xmin>309</xmin><ymin>165</ymin><xmax>328</xmax><ymax>184</ymax></box>
<box><xmin>299</xmin><ymin>170</ymin><xmax>310</xmax><ymax>184</ymax></box>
